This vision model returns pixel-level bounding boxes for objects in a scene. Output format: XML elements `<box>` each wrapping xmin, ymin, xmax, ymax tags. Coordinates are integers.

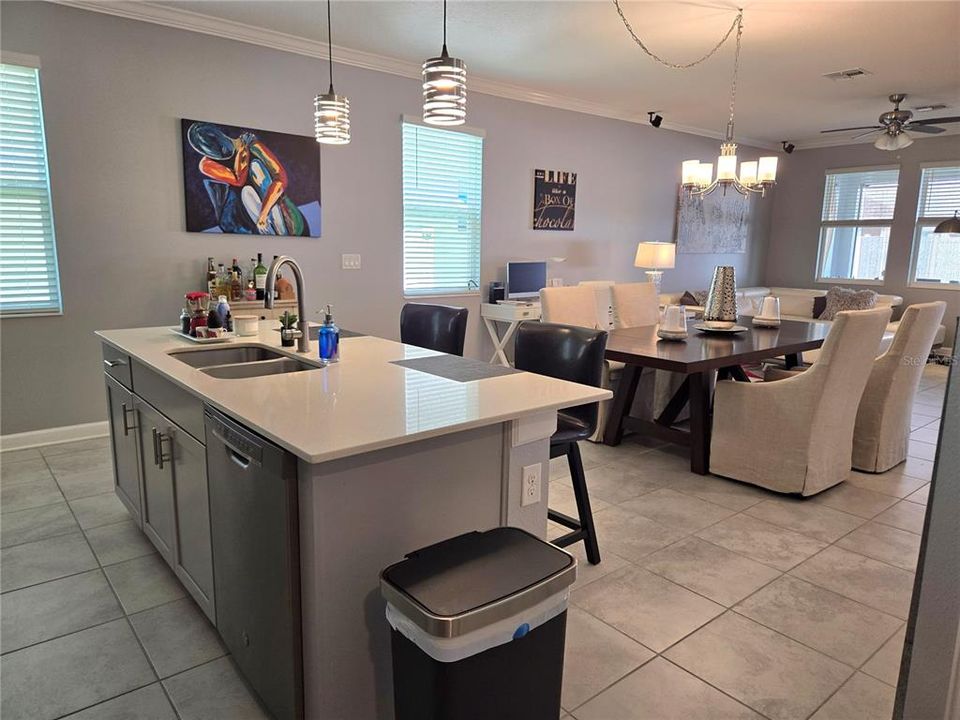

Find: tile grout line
<box><xmin>40</xmin><ymin>447</ymin><xmax>186</xmax><ymax>720</ymax></box>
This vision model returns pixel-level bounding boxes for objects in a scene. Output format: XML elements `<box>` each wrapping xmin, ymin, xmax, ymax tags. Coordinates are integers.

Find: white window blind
<box><xmin>402</xmin><ymin>121</ymin><xmax>482</xmax><ymax>296</ymax></box>
<box><xmin>817</xmin><ymin>167</ymin><xmax>900</xmax><ymax>283</ymax></box>
<box><xmin>0</xmin><ymin>61</ymin><xmax>61</xmax><ymax>315</ymax></box>
<box><xmin>911</xmin><ymin>164</ymin><xmax>960</xmax><ymax>288</ymax></box>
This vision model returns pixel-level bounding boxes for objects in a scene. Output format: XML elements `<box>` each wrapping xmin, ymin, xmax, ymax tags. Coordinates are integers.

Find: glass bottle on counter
<box><xmin>206</xmin><ymin>257</ymin><xmax>217</xmax><ymax>296</ymax></box>
<box><xmin>230</xmin><ymin>271</ymin><xmax>244</xmax><ymax>301</ymax></box>
<box><xmin>254</xmin><ymin>253</ymin><xmax>267</xmax><ymax>300</ymax></box>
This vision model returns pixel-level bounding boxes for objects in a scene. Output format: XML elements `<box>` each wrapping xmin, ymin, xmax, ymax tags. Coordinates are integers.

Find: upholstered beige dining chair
<box><xmin>710</xmin><ymin>308</ymin><xmax>891</xmax><ymax>495</ymax></box>
<box><xmin>610</xmin><ymin>282</ymin><xmax>686</xmax><ymax>422</ymax></box>
<box><xmin>610</xmin><ymin>282</ymin><xmax>660</xmax><ymax>328</ymax></box>
<box><xmin>853</xmin><ymin>301</ymin><xmax>946</xmax><ymax>473</ymax></box>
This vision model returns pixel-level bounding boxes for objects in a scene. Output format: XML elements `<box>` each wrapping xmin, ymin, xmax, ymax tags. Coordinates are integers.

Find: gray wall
<box><xmin>763</xmin><ymin>134</ymin><xmax>960</xmax><ymax>342</ymax></box>
<box><xmin>0</xmin><ymin>2</ymin><xmax>771</xmax><ymax>435</ymax></box>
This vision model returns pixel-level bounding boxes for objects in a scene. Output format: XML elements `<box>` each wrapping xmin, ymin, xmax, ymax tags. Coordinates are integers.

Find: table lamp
<box><xmin>634</xmin><ymin>242</ymin><xmax>676</xmax><ymax>293</ymax></box>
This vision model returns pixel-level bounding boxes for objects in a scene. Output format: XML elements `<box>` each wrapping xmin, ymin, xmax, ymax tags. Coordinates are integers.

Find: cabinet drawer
<box><xmin>131</xmin><ymin>361</ymin><xmax>205</xmax><ymax>443</ymax></box>
<box><xmin>102</xmin><ymin>344</ymin><xmax>133</xmax><ymax>390</ymax></box>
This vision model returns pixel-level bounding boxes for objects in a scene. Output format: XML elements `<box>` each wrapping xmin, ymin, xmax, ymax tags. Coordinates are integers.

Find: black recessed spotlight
<box><xmin>648</xmin><ymin>111</ymin><xmax>663</xmax><ymax>128</ymax></box>
<box><xmin>781</xmin><ymin>141</ymin><xmax>795</xmax><ymax>154</ymax></box>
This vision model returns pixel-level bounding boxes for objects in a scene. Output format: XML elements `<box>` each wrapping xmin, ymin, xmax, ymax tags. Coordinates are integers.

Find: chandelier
<box><xmin>314</xmin><ymin>0</ymin><xmax>350</xmax><ymax>145</ymax></box>
<box><xmin>679</xmin><ymin>14</ymin><xmax>777</xmax><ymax>197</ymax></box>
<box><xmin>612</xmin><ymin>3</ymin><xmax>778</xmax><ymax>198</ymax></box>
<box><xmin>422</xmin><ymin>0</ymin><xmax>467</xmax><ymax>126</ymax></box>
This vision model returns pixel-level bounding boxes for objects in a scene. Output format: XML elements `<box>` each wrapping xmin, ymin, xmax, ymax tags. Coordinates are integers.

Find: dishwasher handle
<box><xmin>207</xmin><ymin>411</ymin><xmax>264</xmax><ymax>467</ymax></box>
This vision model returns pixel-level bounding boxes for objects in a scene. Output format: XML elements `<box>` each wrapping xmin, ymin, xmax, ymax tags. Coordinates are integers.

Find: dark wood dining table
<box><xmin>603</xmin><ymin>317</ymin><xmax>832</xmax><ymax>475</ymax></box>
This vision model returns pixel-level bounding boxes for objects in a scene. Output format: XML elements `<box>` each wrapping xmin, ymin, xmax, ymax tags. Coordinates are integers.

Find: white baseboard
<box><xmin>1</xmin><ymin>421</ymin><xmax>110</xmax><ymax>451</ymax></box>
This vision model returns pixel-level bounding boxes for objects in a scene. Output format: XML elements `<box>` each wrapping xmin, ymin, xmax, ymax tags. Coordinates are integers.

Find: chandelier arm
<box><xmin>612</xmin><ymin>1</ymin><xmax>743</xmax><ymax>70</ymax></box>
<box><xmin>726</xmin><ymin>15</ymin><xmax>743</xmax><ymax>141</ymax></box>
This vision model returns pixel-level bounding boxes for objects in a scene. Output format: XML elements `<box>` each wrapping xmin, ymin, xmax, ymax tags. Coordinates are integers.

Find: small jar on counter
<box><xmin>179</xmin><ymin>308</ymin><xmax>191</xmax><ymax>335</ymax></box>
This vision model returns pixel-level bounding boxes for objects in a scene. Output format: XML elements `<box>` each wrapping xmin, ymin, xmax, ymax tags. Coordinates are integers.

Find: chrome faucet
<box><xmin>264</xmin><ymin>255</ymin><xmax>310</xmax><ymax>353</ymax></box>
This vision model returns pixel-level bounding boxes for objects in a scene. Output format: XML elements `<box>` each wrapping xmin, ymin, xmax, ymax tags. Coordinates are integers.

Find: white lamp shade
<box><xmin>893</xmin><ymin>131</ymin><xmax>913</xmax><ymax>150</ymax></box>
<box><xmin>697</xmin><ymin>162</ymin><xmax>714</xmax><ymax>186</ymax></box>
<box><xmin>758</xmin><ymin>156</ymin><xmax>778</xmax><ymax>183</ymax></box>
<box><xmin>739</xmin><ymin>161</ymin><xmax>758</xmax><ymax>186</ymax></box>
<box><xmin>682</xmin><ymin>160</ymin><xmax>700</xmax><ymax>185</ymax></box>
<box><xmin>717</xmin><ymin>153</ymin><xmax>738</xmax><ymax>181</ymax></box>
<box><xmin>634</xmin><ymin>242</ymin><xmax>676</xmax><ymax>270</ymax></box>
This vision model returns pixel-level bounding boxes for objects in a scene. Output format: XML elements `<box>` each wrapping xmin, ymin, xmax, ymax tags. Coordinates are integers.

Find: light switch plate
<box><xmin>521</xmin><ymin>463</ymin><xmax>542</xmax><ymax>507</ymax></box>
<box><xmin>342</xmin><ymin>254</ymin><xmax>361</xmax><ymax>270</ymax></box>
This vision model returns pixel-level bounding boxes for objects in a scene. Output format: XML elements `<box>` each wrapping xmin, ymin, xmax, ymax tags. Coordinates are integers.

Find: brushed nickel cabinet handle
<box><xmin>120</xmin><ymin>403</ymin><xmax>137</xmax><ymax>436</ymax></box>
<box><xmin>103</xmin><ymin>358</ymin><xmax>127</xmax><ymax>368</ymax></box>
<box><xmin>151</xmin><ymin>427</ymin><xmax>159</xmax><ymax>466</ymax></box>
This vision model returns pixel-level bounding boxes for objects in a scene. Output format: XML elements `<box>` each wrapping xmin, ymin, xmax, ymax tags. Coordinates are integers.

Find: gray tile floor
<box><xmin>0</xmin><ymin>364</ymin><xmax>946</xmax><ymax>719</ymax></box>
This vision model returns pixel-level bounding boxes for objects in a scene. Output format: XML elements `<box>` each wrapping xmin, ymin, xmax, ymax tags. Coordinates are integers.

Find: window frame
<box><xmin>908</xmin><ymin>161</ymin><xmax>960</xmax><ymax>291</ymax></box>
<box><xmin>0</xmin><ymin>52</ymin><xmax>63</xmax><ymax>317</ymax></box>
<box><xmin>814</xmin><ymin>165</ymin><xmax>900</xmax><ymax>287</ymax></box>
<box><xmin>401</xmin><ymin>116</ymin><xmax>484</xmax><ymax>299</ymax></box>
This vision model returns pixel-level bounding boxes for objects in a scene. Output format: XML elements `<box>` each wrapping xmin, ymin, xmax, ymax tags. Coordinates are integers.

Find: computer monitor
<box><xmin>506</xmin><ymin>261</ymin><xmax>547</xmax><ymax>300</ymax></box>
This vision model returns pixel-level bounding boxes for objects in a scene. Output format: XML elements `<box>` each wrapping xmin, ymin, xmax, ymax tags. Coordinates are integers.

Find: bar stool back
<box><xmin>514</xmin><ymin>321</ymin><xmax>607</xmax><ymax>564</ymax></box>
<box><xmin>400</xmin><ymin>303</ymin><xmax>469</xmax><ymax>356</ymax></box>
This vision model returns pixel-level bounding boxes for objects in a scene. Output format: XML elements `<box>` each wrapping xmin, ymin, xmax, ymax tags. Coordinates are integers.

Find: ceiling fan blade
<box><xmin>851</xmin><ymin>128</ymin><xmax>883</xmax><ymax>140</ymax></box>
<box><xmin>910</xmin><ymin>116</ymin><xmax>960</xmax><ymax>125</ymax></box>
<box><xmin>820</xmin><ymin>125</ymin><xmax>882</xmax><ymax>134</ymax></box>
<box><xmin>907</xmin><ymin>124</ymin><xmax>946</xmax><ymax>134</ymax></box>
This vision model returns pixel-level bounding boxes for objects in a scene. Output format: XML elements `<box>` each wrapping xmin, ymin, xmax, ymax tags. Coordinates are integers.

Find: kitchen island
<box><xmin>96</xmin><ymin>321</ymin><xmax>609</xmax><ymax>719</ymax></box>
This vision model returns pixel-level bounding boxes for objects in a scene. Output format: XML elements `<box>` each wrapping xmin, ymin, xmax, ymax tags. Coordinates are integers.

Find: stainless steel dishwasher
<box><xmin>204</xmin><ymin>407</ymin><xmax>303</xmax><ymax>720</ymax></box>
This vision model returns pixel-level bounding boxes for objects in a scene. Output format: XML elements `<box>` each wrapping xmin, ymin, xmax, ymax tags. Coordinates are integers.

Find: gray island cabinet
<box><xmin>98</xmin><ymin>323</ymin><xmax>609</xmax><ymax>719</ymax></box>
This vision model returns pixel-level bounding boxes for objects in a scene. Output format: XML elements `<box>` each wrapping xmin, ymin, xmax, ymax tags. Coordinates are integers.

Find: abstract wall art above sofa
<box><xmin>181</xmin><ymin>119</ymin><xmax>322</xmax><ymax>237</ymax></box>
<box><xmin>676</xmin><ymin>187</ymin><xmax>749</xmax><ymax>254</ymax></box>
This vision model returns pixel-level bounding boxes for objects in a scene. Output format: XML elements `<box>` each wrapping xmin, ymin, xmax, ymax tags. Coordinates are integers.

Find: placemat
<box><xmin>391</xmin><ymin>355</ymin><xmax>520</xmax><ymax>382</ymax></box>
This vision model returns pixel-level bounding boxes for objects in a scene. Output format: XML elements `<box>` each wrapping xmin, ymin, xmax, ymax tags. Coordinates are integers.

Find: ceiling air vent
<box><xmin>822</xmin><ymin>68</ymin><xmax>871</xmax><ymax>81</ymax></box>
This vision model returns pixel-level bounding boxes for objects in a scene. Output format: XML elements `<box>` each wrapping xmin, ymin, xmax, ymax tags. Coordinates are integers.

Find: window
<box><xmin>402</xmin><ymin>120</ymin><xmax>483</xmax><ymax>296</ymax></box>
<box><xmin>816</xmin><ymin>167</ymin><xmax>899</xmax><ymax>284</ymax></box>
<box><xmin>911</xmin><ymin>164</ymin><xmax>960</xmax><ymax>289</ymax></box>
<box><xmin>0</xmin><ymin>59</ymin><xmax>61</xmax><ymax>316</ymax></box>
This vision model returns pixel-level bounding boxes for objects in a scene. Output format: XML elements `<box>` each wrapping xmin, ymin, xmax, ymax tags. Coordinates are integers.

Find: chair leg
<box><xmin>547</xmin><ymin>442</ymin><xmax>601</xmax><ymax>565</ymax></box>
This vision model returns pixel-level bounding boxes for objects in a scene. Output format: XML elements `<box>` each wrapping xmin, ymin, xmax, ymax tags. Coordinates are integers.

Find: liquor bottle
<box><xmin>217</xmin><ymin>263</ymin><xmax>228</xmax><ymax>296</ymax></box>
<box><xmin>230</xmin><ymin>271</ymin><xmax>243</xmax><ymax>301</ymax></box>
<box><xmin>254</xmin><ymin>253</ymin><xmax>267</xmax><ymax>300</ymax></box>
<box><xmin>206</xmin><ymin>257</ymin><xmax>217</xmax><ymax>295</ymax></box>
<box><xmin>231</xmin><ymin>258</ymin><xmax>242</xmax><ymax>285</ymax></box>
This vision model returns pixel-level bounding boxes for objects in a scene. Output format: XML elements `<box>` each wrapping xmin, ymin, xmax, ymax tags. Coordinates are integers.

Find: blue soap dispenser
<box><xmin>318</xmin><ymin>304</ymin><xmax>340</xmax><ymax>364</ymax></box>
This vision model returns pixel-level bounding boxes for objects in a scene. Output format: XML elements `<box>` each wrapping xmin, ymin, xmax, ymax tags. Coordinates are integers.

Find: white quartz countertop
<box><xmin>96</xmin><ymin>323</ymin><xmax>611</xmax><ymax>464</ymax></box>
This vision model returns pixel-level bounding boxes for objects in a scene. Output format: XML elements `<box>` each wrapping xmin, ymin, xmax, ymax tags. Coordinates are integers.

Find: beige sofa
<box><xmin>661</xmin><ymin>286</ymin><xmax>947</xmax><ymax>363</ymax></box>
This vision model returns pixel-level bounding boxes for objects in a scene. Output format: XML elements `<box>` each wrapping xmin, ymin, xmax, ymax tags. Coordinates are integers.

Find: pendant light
<box><xmin>422</xmin><ymin>0</ymin><xmax>466</xmax><ymax>126</ymax></box>
<box><xmin>934</xmin><ymin>210</ymin><xmax>960</xmax><ymax>234</ymax></box>
<box><xmin>314</xmin><ymin>0</ymin><xmax>350</xmax><ymax>145</ymax></box>
<box><xmin>678</xmin><ymin>13</ymin><xmax>778</xmax><ymax>198</ymax></box>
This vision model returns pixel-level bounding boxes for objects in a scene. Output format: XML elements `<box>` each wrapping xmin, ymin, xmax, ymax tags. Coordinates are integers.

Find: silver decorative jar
<box><xmin>704</xmin><ymin>266</ymin><xmax>738</xmax><ymax>323</ymax></box>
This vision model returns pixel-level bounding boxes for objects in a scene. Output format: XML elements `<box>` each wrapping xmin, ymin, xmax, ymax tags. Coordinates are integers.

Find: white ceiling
<box><xmin>80</xmin><ymin>0</ymin><xmax>960</xmax><ymax>147</ymax></box>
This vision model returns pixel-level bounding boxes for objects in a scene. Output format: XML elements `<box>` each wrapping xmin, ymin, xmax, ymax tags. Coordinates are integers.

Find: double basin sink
<box><xmin>169</xmin><ymin>346</ymin><xmax>320</xmax><ymax>379</ymax></box>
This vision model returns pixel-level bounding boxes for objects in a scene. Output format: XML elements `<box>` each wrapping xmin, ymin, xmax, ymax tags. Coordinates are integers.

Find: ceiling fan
<box><xmin>821</xmin><ymin>93</ymin><xmax>960</xmax><ymax>150</ymax></box>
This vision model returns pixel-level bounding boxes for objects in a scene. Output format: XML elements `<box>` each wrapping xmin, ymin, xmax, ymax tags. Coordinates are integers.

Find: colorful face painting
<box><xmin>181</xmin><ymin>119</ymin><xmax>322</xmax><ymax>237</ymax></box>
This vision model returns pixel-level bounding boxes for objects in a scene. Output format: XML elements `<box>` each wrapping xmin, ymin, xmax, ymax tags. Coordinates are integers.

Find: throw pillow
<box><xmin>820</xmin><ymin>286</ymin><xmax>878</xmax><ymax>321</ymax></box>
<box><xmin>679</xmin><ymin>291</ymin><xmax>701</xmax><ymax>306</ymax></box>
<box><xmin>812</xmin><ymin>295</ymin><xmax>827</xmax><ymax>319</ymax></box>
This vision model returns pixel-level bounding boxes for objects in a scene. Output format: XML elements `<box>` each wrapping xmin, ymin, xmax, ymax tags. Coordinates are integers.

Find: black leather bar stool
<box><xmin>400</xmin><ymin>303</ymin><xmax>469</xmax><ymax>356</ymax></box>
<box><xmin>514</xmin><ymin>321</ymin><xmax>607</xmax><ymax>564</ymax></box>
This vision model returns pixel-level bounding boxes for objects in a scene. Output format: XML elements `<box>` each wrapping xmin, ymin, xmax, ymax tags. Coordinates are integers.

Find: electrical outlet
<box><xmin>341</xmin><ymin>254</ymin><xmax>361</xmax><ymax>270</ymax></box>
<box><xmin>521</xmin><ymin>463</ymin><xmax>542</xmax><ymax>507</ymax></box>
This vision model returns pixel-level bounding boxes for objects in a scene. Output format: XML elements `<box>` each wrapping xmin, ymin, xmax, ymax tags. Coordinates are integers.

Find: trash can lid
<box><xmin>380</xmin><ymin>527</ymin><xmax>576</xmax><ymax>638</ymax></box>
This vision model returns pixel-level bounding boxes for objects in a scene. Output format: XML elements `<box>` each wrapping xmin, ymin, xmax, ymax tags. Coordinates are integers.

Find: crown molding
<box><xmin>49</xmin><ymin>0</ymin><xmax>778</xmax><ymax>150</ymax></box>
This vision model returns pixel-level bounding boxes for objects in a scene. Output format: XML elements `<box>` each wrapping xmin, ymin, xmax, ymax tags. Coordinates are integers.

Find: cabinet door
<box><xmin>170</xmin><ymin>428</ymin><xmax>216</xmax><ymax>622</ymax></box>
<box><xmin>105</xmin><ymin>376</ymin><xmax>142</xmax><ymax>526</ymax></box>
<box><xmin>136</xmin><ymin>400</ymin><xmax>176</xmax><ymax>562</ymax></box>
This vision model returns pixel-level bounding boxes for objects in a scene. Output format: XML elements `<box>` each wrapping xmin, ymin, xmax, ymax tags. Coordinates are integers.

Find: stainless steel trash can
<box><xmin>380</xmin><ymin>527</ymin><xmax>577</xmax><ymax>720</ymax></box>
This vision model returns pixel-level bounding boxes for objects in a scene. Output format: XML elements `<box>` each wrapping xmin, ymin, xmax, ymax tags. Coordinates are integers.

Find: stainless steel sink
<box><xmin>169</xmin><ymin>346</ymin><xmax>287</xmax><ymax>368</ymax></box>
<box><xmin>201</xmin><ymin>358</ymin><xmax>319</xmax><ymax>379</ymax></box>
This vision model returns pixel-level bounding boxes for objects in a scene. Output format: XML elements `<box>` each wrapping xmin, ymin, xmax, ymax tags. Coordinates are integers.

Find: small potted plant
<box><xmin>278</xmin><ymin>311</ymin><xmax>300</xmax><ymax>347</ymax></box>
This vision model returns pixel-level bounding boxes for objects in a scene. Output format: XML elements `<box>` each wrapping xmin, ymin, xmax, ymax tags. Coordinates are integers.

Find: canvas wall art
<box><xmin>181</xmin><ymin>119</ymin><xmax>321</xmax><ymax>236</ymax></box>
<box><xmin>675</xmin><ymin>187</ymin><xmax>749</xmax><ymax>254</ymax></box>
<box><xmin>533</xmin><ymin>169</ymin><xmax>576</xmax><ymax>231</ymax></box>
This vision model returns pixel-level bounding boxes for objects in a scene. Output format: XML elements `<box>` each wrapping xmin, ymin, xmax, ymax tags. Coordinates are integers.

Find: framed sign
<box><xmin>533</xmin><ymin>169</ymin><xmax>576</xmax><ymax>231</ymax></box>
